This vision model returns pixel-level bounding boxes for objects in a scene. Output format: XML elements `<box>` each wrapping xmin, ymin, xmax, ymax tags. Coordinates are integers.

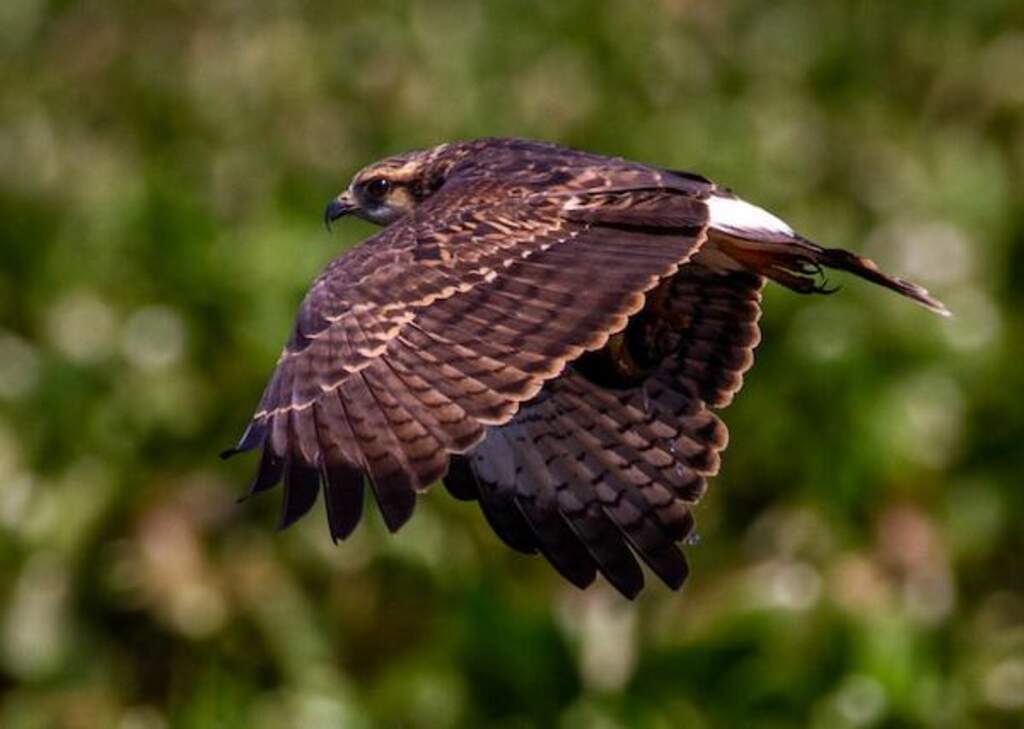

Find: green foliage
<box><xmin>1</xmin><ymin>1</ymin><xmax>1022</xmax><ymax>727</ymax></box>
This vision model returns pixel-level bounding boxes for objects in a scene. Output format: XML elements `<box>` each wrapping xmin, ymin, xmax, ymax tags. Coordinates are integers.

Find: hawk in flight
<box><xmin>224</xmin><ymin>138</ymin><xmax>946</xmax><ymax>598</ymax></box>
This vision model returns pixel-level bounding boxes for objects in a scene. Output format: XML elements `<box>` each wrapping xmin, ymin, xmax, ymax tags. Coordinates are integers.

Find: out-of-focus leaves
<box><xmin>1</xmin><ymin>1</ymin><xmax>1022</xmax><ymax>727</ymax></box>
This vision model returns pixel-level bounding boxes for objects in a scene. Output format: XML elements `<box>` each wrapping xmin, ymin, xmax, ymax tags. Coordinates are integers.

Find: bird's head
<box><xmin>324</xmin><ymin>144</ymin><xmax>458</xmax><ymax>228</ymax></box>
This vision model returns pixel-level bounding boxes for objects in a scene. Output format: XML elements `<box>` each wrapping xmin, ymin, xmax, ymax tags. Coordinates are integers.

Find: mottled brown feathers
<box><xmin>225</xmin><ymin>137</ymin><xmax>946</xmax><ymax>598</ymax></box>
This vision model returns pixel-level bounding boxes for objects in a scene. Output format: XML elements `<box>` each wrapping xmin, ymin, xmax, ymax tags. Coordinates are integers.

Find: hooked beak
<box><xmin>324</xmin><ymin>193</ymin><xmax>357</xmax><ymax>230</ymax></box>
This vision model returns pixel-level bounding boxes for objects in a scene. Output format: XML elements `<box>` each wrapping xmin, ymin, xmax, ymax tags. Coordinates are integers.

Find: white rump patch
<box><xmin>707</xmin><ymin>194</ymin><xmax>794</xmax><ymax>238</ymax></box>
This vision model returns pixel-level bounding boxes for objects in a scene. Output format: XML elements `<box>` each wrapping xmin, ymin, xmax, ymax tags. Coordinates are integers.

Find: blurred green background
<box><xmin>2</xmin><ymin>1</ymin><xmax>1023</xmax><ymax>727</ymax></box>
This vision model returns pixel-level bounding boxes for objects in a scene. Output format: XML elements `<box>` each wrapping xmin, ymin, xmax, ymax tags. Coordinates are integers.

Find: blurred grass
<box><xmin>1</xmin><ymin>1</ymin><xmax>1023</xmax><ymax>727</ymax></box>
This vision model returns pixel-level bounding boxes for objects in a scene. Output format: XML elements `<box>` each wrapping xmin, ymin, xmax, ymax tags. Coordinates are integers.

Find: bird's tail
<box><xmin>713</xmin><ymin>232</ymin><xmax>950</xmax><ymax>316</ymax></box>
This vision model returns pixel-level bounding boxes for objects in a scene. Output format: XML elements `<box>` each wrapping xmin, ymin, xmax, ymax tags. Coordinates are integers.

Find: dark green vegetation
<box><xmin>1</xmin><ymin>1</ymin><xmax>1022</xmax><ymax>727</ymax></box>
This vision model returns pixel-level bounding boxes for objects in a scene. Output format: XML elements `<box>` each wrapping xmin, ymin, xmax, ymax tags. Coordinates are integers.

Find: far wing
<box><xmin>439</xmin><ymin>263</ymin><xmax>764</xmax><ymax>599</ymax></box>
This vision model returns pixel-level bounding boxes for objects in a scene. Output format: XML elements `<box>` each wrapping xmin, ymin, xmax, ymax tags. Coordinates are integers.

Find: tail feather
<box><xmin>813</xmin><ymin>244</ymin><xmax>950</xmax><ymax>316</ymax></box>
<box><xmin>714</xmin><ymin>232</ymin><xmax>950</xmax><ymax>317</ymax></box>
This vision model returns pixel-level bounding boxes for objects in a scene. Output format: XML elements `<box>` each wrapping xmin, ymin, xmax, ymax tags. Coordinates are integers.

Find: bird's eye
<box><xmin>365</xmin><ymin>177</ymin><xmax>391</xmax><ymax>198</ymax></box>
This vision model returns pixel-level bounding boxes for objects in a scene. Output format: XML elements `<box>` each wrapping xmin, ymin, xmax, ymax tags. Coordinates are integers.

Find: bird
<box><xmin>222</xmin><ymin>137</ymin><xmax>947</xmax><ymax>599</ymax></box>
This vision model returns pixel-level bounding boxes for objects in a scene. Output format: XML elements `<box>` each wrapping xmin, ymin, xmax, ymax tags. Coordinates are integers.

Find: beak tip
<box><xmin>323</xmin><ymin>197</ymin><xmax>354</xmax><ymax>230</ymax></box>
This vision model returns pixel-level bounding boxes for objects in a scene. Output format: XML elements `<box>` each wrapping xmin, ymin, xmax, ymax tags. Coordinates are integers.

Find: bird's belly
<box><xmin>572</xmin><ymin>281</ymin><xmax>680</xmax><ymax>390</ymax></box>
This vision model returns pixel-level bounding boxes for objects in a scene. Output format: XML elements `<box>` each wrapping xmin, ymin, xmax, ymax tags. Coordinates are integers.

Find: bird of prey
<box><xmin>223</xmin><ymin>137</ymin><xmax>946</xmax><ymax>599</ymax></box>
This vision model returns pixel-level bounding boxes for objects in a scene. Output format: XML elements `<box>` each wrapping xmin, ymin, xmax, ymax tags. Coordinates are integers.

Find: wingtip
<box><xmin>381</xmin><ymin>504</ymin><xmax>416</xmax><ymax>534</ymax></box>
<box><xmin>661</xmin><ymin>567</ymin><xmax>690</xmax><ymax>592</ymax></box>
<box><xmin>222</xmin><ymin>422</ymin><xmax>268</xmax><ymax>461</ymax></box>
<box><xmin>612</xmin><ymin>580</ymin><xmax>643</xmax><ymax>601</ymax></box>
<box><xmin>372</xmin><ymin>483</ymin><xmax>418</xmax><ymax>534</ymax></box>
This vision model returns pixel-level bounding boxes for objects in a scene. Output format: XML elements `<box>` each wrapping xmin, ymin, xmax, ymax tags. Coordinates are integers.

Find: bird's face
<box><xmin>324</xmin><ymin>146</ymin><xmax>450</xmax><ymax>228</ymax></box>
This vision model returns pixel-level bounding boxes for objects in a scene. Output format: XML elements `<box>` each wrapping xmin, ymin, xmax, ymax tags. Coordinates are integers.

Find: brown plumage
<box><xmin>223</xmin><ymin>138</ymin><xmax>947</xmax><ymax>599</ymax></box>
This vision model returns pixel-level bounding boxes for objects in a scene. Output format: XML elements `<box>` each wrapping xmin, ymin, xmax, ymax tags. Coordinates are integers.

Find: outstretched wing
<box><xmin>225</xmin><ymin>175</ymin><xmax>710</xmax><ymax>536</ymax></box>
